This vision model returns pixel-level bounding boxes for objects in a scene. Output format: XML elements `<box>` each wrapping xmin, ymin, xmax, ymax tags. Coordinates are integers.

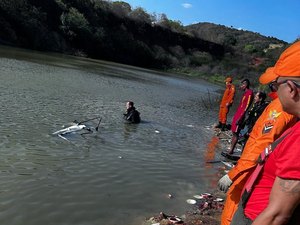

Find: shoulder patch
<box><xmin>262</xmin><ymin>110</ymin><xmax>281</xmax><ymax>134</ymax></box>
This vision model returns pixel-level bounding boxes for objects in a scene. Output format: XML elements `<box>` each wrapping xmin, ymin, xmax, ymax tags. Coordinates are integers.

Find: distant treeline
<box><xmin>0</xmin><ymin>0</ymin><xmax>225</xmax><ymax>69</ymax></box>
<box><xmin>0</xmin><ymin>0</ymin><xmax>290</xmax><ymax>84</ymax></box>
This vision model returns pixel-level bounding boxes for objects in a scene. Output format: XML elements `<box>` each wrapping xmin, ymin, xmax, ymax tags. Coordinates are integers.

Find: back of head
<box><xmin>257</xmin><ymin>91</ymin><xmax>267</xmax><ymax>102</ymax></box>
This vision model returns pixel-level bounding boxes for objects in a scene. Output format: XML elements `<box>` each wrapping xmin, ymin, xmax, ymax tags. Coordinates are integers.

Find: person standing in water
<box><xmin>124</xmin><ymin>101</ymin><xmax>141</xmax><ymax>123</ymax></box>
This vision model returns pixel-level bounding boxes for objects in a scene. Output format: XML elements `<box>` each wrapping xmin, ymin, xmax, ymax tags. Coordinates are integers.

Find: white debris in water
<box><xmin>155</xmin><ymin>130</ymin><xmax>160</xmax><ymax>133</ymax></box>
<box><xmin>186</xmin><ymin>199</ymin><xmax>197</xmax><ymax>204</ymax></box>
<box><xmin>186</xmin><ymin>124</ymin><xmax>194</xmax><ymax>128</ymax></box>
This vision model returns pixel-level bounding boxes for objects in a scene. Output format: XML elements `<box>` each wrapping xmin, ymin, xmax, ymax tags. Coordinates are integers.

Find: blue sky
<box><xmin>118</xmin><ymin>0</ymin><xmax>300</xmax><ymax>43</ymax></box>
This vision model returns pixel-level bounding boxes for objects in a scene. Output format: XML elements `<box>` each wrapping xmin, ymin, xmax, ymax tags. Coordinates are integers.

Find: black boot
<box><xmin>215</xmin><ymin>122</ymin><xmax>222</xmax><ymax>128</ymax></box>
<box><xmin>221</xmin><ymin>123</ymin><xmax>227</xmax><ymax>131</ymax></box>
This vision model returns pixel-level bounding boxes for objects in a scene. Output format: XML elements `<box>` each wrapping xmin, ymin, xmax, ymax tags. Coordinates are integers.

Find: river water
<box><xmin>0</xmin><ymin>45</ymin><xmax>224</xmax><ymax>225</ymax></box>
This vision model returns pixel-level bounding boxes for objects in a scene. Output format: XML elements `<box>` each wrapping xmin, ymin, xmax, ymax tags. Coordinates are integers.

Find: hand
<box><xmin>218</xmin><ymin>174</ymin><xmax>232</xmax><ymax>192</ymax></box>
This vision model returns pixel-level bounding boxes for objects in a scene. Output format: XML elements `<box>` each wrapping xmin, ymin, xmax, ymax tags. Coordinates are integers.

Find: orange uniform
<box><xmin>219</xmin><ymin>83</ymin><xmax>235</xmax><ymax>124</ymax></box>
<box><xmin>221</xmin><ymin>97</ymin><xmax>297</xmax><ymax>225</ymax></box>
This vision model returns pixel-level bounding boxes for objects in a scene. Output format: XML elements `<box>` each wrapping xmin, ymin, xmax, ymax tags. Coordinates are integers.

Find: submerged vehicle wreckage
<box><xmin>52</xmin><ymin>117</ymin><xmax>102</xmax><ymax>141</ymax></box>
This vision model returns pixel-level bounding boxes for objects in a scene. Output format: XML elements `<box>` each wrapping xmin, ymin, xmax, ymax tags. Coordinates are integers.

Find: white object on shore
<box><xmin>202</xmin><ymin>193</ymin><xmax>212</xmax><ymax>197</ymax></box>
<box><xmin>213</xmin><ymin>198</ymin><xmax>224</xmax><ymax>202</ymax></box>
<box><xmin>193</xmin><ymin>195</ymin><xmax>204</xmax><ymax>199</ymax></box>
<box><xmin>186</xmin><ymin>199</ymin><xmax>197</xmax><ymax>204</ymax></box>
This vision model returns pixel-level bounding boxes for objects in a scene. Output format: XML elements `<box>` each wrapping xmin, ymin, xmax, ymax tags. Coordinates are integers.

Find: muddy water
<box><xmin>0</xmin><ymin>45</ymin><xmax>224</xmax><ymax>225</ymax></box>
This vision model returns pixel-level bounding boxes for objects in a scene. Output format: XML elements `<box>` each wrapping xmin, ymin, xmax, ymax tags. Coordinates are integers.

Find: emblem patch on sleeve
<box><xmin>262</xmin><ymin>110</ymin><xmax>281</xmax><ymax>134</ymax></box>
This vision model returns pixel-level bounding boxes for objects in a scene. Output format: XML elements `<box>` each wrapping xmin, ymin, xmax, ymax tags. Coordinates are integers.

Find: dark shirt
<box><xmin>124</xmin><ymin>107</ymin><xmax>141</xmax><ymax>123</ymax></box>
<box><xmin>240</xmin><ymin>101</ymin><xmax>269</xmax><ymax>138</ymax></box>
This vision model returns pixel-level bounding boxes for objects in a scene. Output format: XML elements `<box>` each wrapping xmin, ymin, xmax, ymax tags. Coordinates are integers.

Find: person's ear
<box><xmin>287</xmin><ymin>80</ymin><xmax>300</xmax><ymax>99</ymax></box>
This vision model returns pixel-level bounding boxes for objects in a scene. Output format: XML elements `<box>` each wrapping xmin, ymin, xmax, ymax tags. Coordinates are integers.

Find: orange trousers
<box><xmin>219</xmin><ymin>106</ymin><xmax>229</xmax><ymax>124</ymax></box>
<box><xmin>221</xmin><ymin>173</ymin><xmax>249</xmax><ymax>225</ymax></box>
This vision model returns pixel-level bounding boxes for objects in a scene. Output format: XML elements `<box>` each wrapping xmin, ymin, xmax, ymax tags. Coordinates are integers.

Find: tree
<box><xmin>129</xmin><ymin>7</ymin><xmax>152</xmax><ymax>24</ymax></box>
<box><xmin>156</xmin><ymin>13</ymin><xmax>185</xmax><ymax>33</ymax></box>
<box><xmin>111</xmin><ymin>1</ymin><xmax>131</xmax><ymax>18</ymax></box>
<box><xmin>60</xmin><ymin>7</ymin><xmax>90</xmax><ymax>39</ymax></box>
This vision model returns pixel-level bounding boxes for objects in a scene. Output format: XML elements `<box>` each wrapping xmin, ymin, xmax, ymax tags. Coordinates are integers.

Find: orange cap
<box><xmin>225</xmin><ymin>77</ymin><xmax>232</xmax><ymax>82</ymax></box>
<box><xmin>259</xmin><ymin>67</ymin><xmax>275</xmax><ymax>84</ymax></box>
<box><xmin>259</xmin><ymin>41</ymin><xmax>300</xmax><ymax>84</ymax></box>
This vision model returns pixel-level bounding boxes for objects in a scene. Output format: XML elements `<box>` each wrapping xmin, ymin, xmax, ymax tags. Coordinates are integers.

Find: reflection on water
<box><xmin>0</xmin><ymin>45</ymin><xmax>224</xmax><ymax>225</ymax></box>
<box><xmin>204</xmin><ymin>136</ymin><xmax>220</xmax><ymax>168</ymax></box>
<box><xmin>203</xmin><ymin>136</ymin><xmax>220</xmax><ymax>187</ymax></box>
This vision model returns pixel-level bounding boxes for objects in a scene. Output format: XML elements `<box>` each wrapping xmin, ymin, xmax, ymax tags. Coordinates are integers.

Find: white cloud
<box><xmin>182</xmin><ymin>3</ymin><xmax>192</xmax><ymax>9</ymax></box>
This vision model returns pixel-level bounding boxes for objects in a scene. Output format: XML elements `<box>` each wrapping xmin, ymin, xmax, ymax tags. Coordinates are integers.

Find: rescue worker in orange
<box><xmin>215</xmin><ymin>77</ymin><xmax>235</xmax><ymax>131</ymax></box>
<box><xmin>217</xmin><ymin>67</ymin><xmax>298</xmax><ymax>225</ymax></box>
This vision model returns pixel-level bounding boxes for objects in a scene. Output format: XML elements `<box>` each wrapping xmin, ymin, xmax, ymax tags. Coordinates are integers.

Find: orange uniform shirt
<box><xmin>221</xmin><ymin>97</ymin><xmax>297</xmax><ymax>225</ymax></box>
<box><xmin>220</xmin><ymin>84</ymin><xmax>235</xmax><ymax>107</ymax></box>
<box><xmin>228</xmin><ymin>97</ymin><xmax>297</xmax><ymax>181</ymax></box>
<box><xmin>218</xmin><ymin>84</ymin><xmax>235</xmax><ymax>124</ymax></box>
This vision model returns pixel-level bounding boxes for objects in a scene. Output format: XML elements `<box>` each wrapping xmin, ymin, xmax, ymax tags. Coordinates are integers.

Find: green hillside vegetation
<box><xmin>0</xmin><ymin>0</ymin><xmax>292</xmax><ymax>86</ymax></box>
<box><xmin>185</xmin><ymin>22</ymin><xmax>289</xmax><ymax>86</ymax></box>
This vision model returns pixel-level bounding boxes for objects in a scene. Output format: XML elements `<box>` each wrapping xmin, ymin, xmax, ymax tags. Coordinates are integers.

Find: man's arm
<box><xmin>252</xmin><ymin>177</ymin><xmax>300</xmax><ymax>225</ymax></box>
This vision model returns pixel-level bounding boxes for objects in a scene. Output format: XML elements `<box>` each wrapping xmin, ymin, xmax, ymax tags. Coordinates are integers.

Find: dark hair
<box><xmin>241</xmin><ymin>79</ymin><xmax>250</xmax><ymax>88</ymax></box>
<box><xmin>268</xmin><ymin>83</ymin><xmax>276</xmax><ymax>92</ymax></box>
<box><xmin>257</xmin><ymin>91</ymin><xmax>267</xmax><ymax>102</ymax></box>
<box><xmin>127</xmin><ymin>101</ymin><xmax>134</xmax><ymax>107</ymax></box>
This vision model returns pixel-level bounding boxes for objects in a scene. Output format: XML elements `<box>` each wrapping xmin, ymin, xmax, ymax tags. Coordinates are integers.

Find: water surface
<box><xmin>0</xmin><ymin>46</ymin><xmax>223</xmax><ymax>225</ymax></box>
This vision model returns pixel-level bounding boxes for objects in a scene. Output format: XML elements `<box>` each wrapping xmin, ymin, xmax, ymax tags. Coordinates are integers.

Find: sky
<box><xmin>117</xmin><ymin>0</ymin><xmax>300</xmax><ymax>43</ymax></box>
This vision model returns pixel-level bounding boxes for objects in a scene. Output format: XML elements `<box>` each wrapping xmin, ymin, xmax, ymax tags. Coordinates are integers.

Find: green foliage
<box><xmin>129</xmin><ymin>7</ymin><xmax>152</xmax><ymax>24</ymax></box>
<box><xmin>190</xmin><ymin>51</ymin><xmax>213</xmax><ymax>66</ymax></box>
<box><xmin>93</xmin><ymin>27</ymin><xmax>106</xmax><ymax>42</ymax></box>
<box><xmin>55</xmin><ymin>0</ymin><xmax>67</xmax><ymax>10</ymax></box>
<box><xmin>0</xmin><ymin>0</ymin><xmax>289</xmax><ymax>84</ymax></box>
<box><xmin>0</xmin><ymin>0</ymin><xmax>26</xmax><ymax>16</ymax></box>
<box><xmin>208</xmin><ymin>74</ymin><xmax>227</xmax><ymax>83</ymax></box>
<box><xmin>223</xmin><ymin>34</ymin><xmax>237</xmax><ymax>46</ymax></box>
<box><xmin>156</xmin><ymin>14</ymin><xmax>186</xmax><ymax>33</ymax></box>
<box><xmin>111</xmin><ymin>1</ymin><xmax>131</xmax><ymax>18</ymax></box>
<box><xmin>244</xmin><ymin>44</ymin><xmax>257</xmax><ymax>53</ymax></box>
<box><xmin>60</xmin><ymin>7</ymin><xmax>90</xmax><ymax>38</ymax></box>
<box><xmin>169</xmin><ymin>45</ymin><xmax>185</xmax><ymax>58</ymax></box>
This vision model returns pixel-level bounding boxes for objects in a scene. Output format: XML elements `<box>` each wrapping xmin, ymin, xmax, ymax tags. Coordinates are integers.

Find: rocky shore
<box><xmin>143</xmin><ymin>128</ymin><xmax>237</xmax><ymax>225</ymax></box>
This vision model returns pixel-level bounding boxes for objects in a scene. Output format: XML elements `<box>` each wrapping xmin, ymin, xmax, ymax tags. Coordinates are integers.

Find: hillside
<box><xmin>185</xmin><ymin>22</ymin><xmax>288</xmax><ymax>85</ymax></box>
<box><xmin>0</xmin><ymin>0</ymin><xmax>291</xmax><ymax>85</ymax></box>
